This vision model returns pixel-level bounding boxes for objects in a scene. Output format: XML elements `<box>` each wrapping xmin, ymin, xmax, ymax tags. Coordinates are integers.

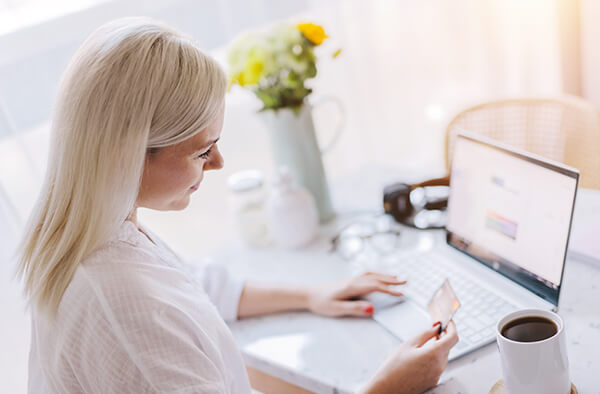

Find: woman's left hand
<box><xmin>307</xmin><ymin>272</ymin><xmax>406</xmax><ymax>317</ymax></box>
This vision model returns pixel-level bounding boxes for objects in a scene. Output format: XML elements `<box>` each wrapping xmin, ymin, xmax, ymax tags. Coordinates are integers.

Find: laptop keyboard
<box><xmin>388</xmin><ymin>252</ymin><xmax>518</xmax><ymax>350</ymax></box>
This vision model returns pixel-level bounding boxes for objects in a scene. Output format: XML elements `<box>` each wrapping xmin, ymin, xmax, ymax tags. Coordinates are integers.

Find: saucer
<box><xmin>490</xmin><ymin>380</ymin><xmax>577</xmax><ymax>394</ymax></box>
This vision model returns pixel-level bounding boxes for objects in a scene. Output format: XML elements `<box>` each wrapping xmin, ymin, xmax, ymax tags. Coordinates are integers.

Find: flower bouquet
<box><xmin>228</xmin><ymin>22</ymin><xmax>338</xmax><ymax>111</ymax></box>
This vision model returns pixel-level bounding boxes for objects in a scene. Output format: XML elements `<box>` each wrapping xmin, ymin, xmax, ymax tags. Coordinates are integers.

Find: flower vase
<box><xmin>260</xmin><ymin>103</ymin><xmax>336</xmax><ymax>222</ymax></box>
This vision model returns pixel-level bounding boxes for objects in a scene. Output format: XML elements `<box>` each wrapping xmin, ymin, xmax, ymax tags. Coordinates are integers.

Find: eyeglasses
<box><xmin>330</xmin><ymin>217</ymin><xmax>402</xmax><ymax>261</ymax></box>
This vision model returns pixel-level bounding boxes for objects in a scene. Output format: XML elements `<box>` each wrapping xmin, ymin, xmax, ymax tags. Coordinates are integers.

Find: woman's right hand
<box><xmin>360</xmin><ymin>321</ymin><xmax>459</xmax><ymax>394</ymax></box>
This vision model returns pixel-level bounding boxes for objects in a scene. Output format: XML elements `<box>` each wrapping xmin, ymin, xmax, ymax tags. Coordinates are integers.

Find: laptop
<box><xmin>369</xmin><ymin>131</ymin><xmax>579</xmax><ymax>360</ymax></box>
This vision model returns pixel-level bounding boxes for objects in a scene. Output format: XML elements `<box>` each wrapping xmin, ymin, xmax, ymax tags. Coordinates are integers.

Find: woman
<box><xmin>18</xmin><ymin>18</ymin><xmax>457</xmax><ymax>393</ymax></box>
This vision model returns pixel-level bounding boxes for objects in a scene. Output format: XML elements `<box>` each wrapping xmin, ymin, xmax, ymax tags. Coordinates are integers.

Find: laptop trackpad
<box><xmin>373</xmin><ymin>300</ymin><xmax>432</xmax><ymax>341</ymax></box>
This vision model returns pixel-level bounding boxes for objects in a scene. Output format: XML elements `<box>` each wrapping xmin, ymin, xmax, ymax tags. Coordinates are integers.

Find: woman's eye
<box><xmin>197</xmin><ymin>148</ymin><xmax>212</xmax><ymax>160</ymax></box>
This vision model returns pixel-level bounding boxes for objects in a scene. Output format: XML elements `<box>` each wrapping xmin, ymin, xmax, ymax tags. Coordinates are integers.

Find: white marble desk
<box><xmin>218</xmin><ymin>192</ymin><xmax>600</xmax><ymax>394</ymax></box>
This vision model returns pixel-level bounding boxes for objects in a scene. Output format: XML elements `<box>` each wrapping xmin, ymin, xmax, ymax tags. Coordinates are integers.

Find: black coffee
<box><xmin>501</xmin><ymin>316</ymin><xmax>558</xmax><ymax>342</ymax></box>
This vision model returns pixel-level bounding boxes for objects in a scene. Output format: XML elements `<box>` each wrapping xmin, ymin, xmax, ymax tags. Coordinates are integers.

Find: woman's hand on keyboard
<box><xmin>360</xmin><ymin>321</ymin><xmax>459</xmax><ymax>394</ymax></box>
<box><xmin>307</xmin><ymin>272</ymin><xmax>406</xmax><ymax>317</ymax></box>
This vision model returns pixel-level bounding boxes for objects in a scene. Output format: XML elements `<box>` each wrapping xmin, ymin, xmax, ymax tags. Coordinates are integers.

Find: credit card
<box><xmin>427</xmin><ymin>279</ymin><xmax>461</xmax><ymax>332</ymax></box>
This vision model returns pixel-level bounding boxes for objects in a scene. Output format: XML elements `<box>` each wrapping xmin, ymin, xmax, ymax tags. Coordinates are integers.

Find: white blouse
<box><xmin>28</xmin><ymin>221</ymin><xmax>252</xmax><ymax>394</ymax></box>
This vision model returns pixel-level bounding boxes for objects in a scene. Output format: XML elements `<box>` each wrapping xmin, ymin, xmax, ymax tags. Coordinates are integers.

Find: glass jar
<box><xmin>227</xmin><ymin>169</ymin><xmax>270</xmax><ymax>247</ymax></box>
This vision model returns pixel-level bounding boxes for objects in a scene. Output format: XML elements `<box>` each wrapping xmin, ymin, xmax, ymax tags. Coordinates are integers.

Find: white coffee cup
<box><xmin>496</xmin><ymin>309</ymin><xmax>570</xmax><ymax>394</ymax></box>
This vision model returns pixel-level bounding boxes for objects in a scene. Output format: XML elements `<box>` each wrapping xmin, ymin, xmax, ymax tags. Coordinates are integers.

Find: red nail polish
<box><xmin>364</xmin><ymin>304</ymin><xmax>374</xmax><ymax>315</ymax></box>
<box><xmin>432</xmin><ymin>321</ymin><xmax>441</xmax><ymax>327</ymax></box>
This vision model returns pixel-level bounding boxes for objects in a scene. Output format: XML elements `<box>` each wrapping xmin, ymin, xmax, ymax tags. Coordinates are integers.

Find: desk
<box><xmin>217</xmin><ymin>182</ymin><xmax>600</xmax><ymax>394</ymax></box>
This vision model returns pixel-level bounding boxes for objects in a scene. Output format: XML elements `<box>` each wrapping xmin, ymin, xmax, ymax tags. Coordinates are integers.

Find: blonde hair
<box><xmin>17</xmin><ymin>17</ymin><xmax>227</xmax><ymax>316</ymax></box>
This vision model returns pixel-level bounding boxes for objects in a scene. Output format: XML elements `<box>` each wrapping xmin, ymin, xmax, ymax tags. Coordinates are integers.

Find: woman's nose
<box><xmin>206</xmin><ymin>150</ymin><xmax>224</xmax><ymax>171</ymax></box>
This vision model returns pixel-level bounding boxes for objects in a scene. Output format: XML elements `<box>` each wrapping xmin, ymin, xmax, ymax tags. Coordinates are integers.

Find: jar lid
<box><xmin>227</xmin><ymin>169</ymin><xmax>264</xmax><ymax>192</ymax></box>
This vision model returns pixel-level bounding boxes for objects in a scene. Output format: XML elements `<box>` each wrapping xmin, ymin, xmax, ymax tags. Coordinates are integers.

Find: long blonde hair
<box><xmin>17</xmin><ymin>17</ymin><xmax>227</xmax><ymax>316</ymax></box>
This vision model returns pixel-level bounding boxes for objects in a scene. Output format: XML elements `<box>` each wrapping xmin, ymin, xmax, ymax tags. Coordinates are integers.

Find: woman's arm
<box><xmin>237</xmin><ymin>272</ymin><xmax>406</xmax><ymax>319</ymax></box>
<box><xmin>236</xmin><ymin>282</ymin><xmax>311</xmax><ymax>318</ymax></box>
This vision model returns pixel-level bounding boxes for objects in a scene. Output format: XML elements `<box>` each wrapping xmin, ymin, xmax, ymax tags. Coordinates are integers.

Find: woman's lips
<box><xmin>190</xmin><ymin>182</ymin><xmax>200</xmax><ymax>191</ymax></box>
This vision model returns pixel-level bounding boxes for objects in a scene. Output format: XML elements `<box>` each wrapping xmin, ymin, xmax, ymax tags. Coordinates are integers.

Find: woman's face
<box><xmin>137</xmin><ymin>106</ymin><xmax>225</xmax><ymax>211</ymax></box>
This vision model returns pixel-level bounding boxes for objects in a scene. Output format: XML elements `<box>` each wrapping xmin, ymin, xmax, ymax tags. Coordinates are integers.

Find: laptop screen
<box><xmin>446</xmin><ymin>132</ymin><xmax>579</xmax><ymax>306</ymax></box>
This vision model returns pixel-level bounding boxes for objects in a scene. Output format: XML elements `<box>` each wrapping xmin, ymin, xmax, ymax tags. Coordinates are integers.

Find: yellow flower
<box><xmin>297</xmin><ymin>23</ymin><xmax>328</xmax><ymax>45</ymax></box>
<box><xmin>241</xmin><ymin>59</ymin><xmax>263</xmax><ymax>86</ymax></box>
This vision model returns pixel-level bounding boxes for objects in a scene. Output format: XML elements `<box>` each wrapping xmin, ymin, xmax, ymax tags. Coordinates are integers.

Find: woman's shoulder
<box><xmin>64</xmin><ymin>242</ymin><xmax>185</xmax><ymax>312</ymax></box>
<box><xmin>84</xmin><ymin>221</ymin><xmax>161</xmax><ymax>263</ymax></box>
<box><xmin>75</xmin><ymin>247</ymin><xmax>186</xmax><ymax>301</ymax></box>
<box><xmin>83</xmin><ymin>239</ymin><xmax>161</xmax><ymax>270</ymax></box>
<box><xmin>58</xmin><ymin>220</ymin><xmax>213</xmax><ymax>327</ymax></box>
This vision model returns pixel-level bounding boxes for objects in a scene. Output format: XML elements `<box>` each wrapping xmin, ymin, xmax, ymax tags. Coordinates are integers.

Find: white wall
<box><xmin>0</xmin><ymin>0</ymin><xmax>308</xmax><ymax>137</ymax></box>
<box><xmin>581</xmin><ymin>0</ymin><xmax>600</xmax><ymax>108</ymax></box>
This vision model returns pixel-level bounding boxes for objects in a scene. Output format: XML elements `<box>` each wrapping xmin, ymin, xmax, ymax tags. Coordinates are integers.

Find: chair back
<box><xmin>445</xmin><ymin>96</ymin><xmax>600</xmax><ymax>189</ymax></box>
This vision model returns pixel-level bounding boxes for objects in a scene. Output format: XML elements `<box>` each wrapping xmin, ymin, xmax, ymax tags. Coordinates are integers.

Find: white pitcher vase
<box><xmin>260</xmin><ymin>98</ymin><xmax>344</xmax><ymax>223</ymax></box>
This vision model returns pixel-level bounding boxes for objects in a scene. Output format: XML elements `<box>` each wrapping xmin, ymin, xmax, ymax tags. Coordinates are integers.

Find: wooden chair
<box><xmin>445</xmin><ymin>96</ymin><xmax>600</xmax><ymax>189</ymax></box>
